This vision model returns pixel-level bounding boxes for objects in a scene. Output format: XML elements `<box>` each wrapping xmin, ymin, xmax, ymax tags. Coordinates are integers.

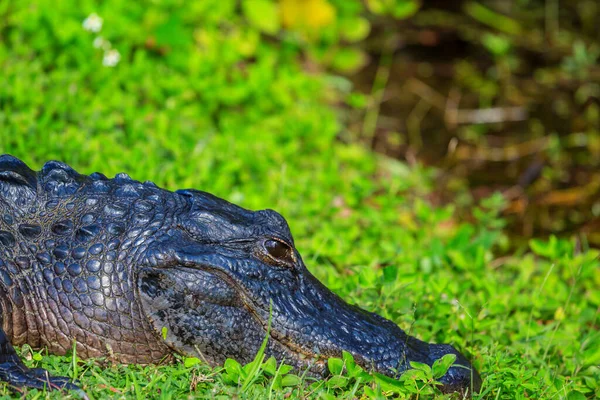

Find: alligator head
<box><xmin>137</xmin><ymin>189</ymin><xmax>482</xmax><ymax>395</ymax></box>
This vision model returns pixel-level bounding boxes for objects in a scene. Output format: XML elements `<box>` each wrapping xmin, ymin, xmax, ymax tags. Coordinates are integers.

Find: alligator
<box><xmin>0</xmin><ymin>154</ymin><xmax>482</xmax><ymax>396</ymax></box>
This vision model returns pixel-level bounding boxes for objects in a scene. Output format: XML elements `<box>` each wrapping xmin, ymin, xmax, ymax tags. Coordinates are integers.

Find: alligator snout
<box><xmin>258</xmin><ymin>268</ymin><xmax>483</xmax><ymax>395</ymax></box>
<box><xmin>322</xmin><ymin>313</ymin><xmax>482</xmax><ymax>395</ymax></box>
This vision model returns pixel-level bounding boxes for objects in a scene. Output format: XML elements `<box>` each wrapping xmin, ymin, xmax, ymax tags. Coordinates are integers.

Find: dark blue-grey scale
<box><xmin>0</xmin><ymin>156</ymin><xmax>176</xmax><ymax>365</ymax></box>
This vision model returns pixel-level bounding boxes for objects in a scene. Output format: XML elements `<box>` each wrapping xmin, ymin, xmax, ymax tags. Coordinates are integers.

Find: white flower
<box><xmin>102</xmin><ymin>49</ymin><xmax>121</xmax><ymax>67</ymax></box>
<box><xmin>93</xmin><ymin>36</ymin><xmax>106</xmax><ymax>49</ymax></box>
<box><xmin>83</xmin><ymin>13</ymin><xmax>103</xmax><ymax>33</ymax></box>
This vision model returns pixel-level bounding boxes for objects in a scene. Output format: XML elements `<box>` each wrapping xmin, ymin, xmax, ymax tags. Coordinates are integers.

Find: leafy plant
<box><xmin>0</xmin><ymin>0</ymin><xmax>597</xmax><ymax>399</ymax></box>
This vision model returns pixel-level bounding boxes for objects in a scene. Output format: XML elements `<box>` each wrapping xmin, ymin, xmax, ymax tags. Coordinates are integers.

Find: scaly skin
<box><xmin>0</xmin><ymin>155</ymin><xmax>482</xmax><ymax>395</ymax></box>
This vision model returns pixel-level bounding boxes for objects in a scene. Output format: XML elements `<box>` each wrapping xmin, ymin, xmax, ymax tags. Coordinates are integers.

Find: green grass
<box><xmin>0</xmin><ymin>0</ymin><xmax>599</xmax><ymax>398</ymax></box>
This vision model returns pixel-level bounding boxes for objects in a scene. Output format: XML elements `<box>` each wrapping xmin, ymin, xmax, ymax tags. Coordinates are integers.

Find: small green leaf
<box><xmin>583</xmin><ymin>336</ymin><xmax>600</xmax><ymax>365</ymax></box>
<box><xmin>482</xmin><ymin>33</ymin><xmax>511</xmax><ymax>57</ymax></box>
<box><xmin>401</xmin><ymin>368</ymin><xmax>429</xmax><ymax>382</ymax></box>
<box><xmin>224</xmin><ymin>358</ymin><xmax>243</xmax><ymax>379</ymax></box>
<box><xmin>347</xmin><ymin>92</ymin><xmax>367</xmax><ymax>109</ymax></box>
<box><xmin>432</xmin><ymin>353</ymin><xmax>457</xmax><ymax>379</ymax></box>
<box><xmin>319</xmin><ymin>393</ymin><xmax>337</xmax><ymax>400</ymax></box>
<box><xmin>242</xmin><ymin>0</ymin><xmax>280</xmax><ymax>35</ymax></box>
<box><xmin>342</xmin><ymin>351</ymin><xmax>358</xmax><ymax>375</ymax></box>
<box><xmin>32</xmin><ymin>352</ymin><xmax>43</xmax><ymax>361</ymax></box>
<box><xmin>184</xmin><ymin>357</ymin><xmax>201</xmax><ymax>368</ymax></box>
<box><xmin>331</xmin><ymin>47</ymin><xmax>367</xmax><ymax>73</ymax></box>
<box><xmin>409</xmin><ymin>361</ymin><xmax>432</xmax><ymax>373</ymax></box>
<box><xmin>529</xmin><ymin>237</ymin><xmax>556</xmax><ymax>259</ymax></box>
<box><xmin>328</xmin><ymin>357</ymin><xmax>344</xmax><ymax>375</ymax></box>
<box><xmin>326</xmin><ymin>375</ymin><xmax>349</xmax><ymax>388</ymax></box>
<box><xmin>279</xmin><ymin>363</ymin><xmax>294</xmax><ymax>375</ymax></box>
<box><xmin>584</xmin><ymin>376</ymin><xmax>598</xmax><ymax>389</ymax></box>
<box><xmin>365</xmin><ymin>0</ymin><xmax>386</xmax><ymax>14</ymax></box>
<box><xmin>161</xmin><ymin>326</ymin><xmax>168</xmax><ymax>340</ymax></box>
<box><xmin>392</xmin><ymin>1</ymin><xmax>419</xmax><ymax>19</ymax></box>
<box><xmin>340</xmin><ymin>17</ymin><xmax>370</xmax><ymax>42</ymax></box>
<box><xmin>263</xmin><ymin>356</ymin><xmax>277</xmax><ymax>375</ymax></box>
<box><xmin>374</xmin><ymin>372</ymin><xmax>405</xmax><ymax>393</ymax></box>
<box><xmin>366</xmin><ymin>0</ymin><xmax>419</xmax><ymax>19</ymax></box>
<box><xmin>281</xmin><ymin>374</ymin><xmax>302</xmax><ymax>387</ymax></box>
<box><xmin>567</xmin><ymin>391</ymin><xmax>587</xmax><ymax>400</ymax></box>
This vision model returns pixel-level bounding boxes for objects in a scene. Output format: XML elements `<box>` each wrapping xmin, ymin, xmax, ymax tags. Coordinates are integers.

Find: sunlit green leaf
<box><xmin>242</xmin><ymin>0</ymin><xmax>280</xmax><ymax>35</ymax></box>
<box><xmin>340</xmin><ymin>17</ymin><xmax>370</xmax><ymax>42</ymax></box>
<box><xmin>432</xmin><ymin>354</ymin><xmax>457</xmax><ymax>379</ymax></box>
<box><xmin>328</xmin><ymin>357</ymin><xmax>344</xmax><ymax>375</ymax></box>
<box><xmin>184</xmin><ymin>357</ymin><xmax>201</xmax><ymax>368</ymax></box>
<box><xmin>281</xmin><ymin>374</ymin><xmax>302</xmax><ymax>387</ymax></box>
<box><xmin>331</xmin><ymin>47</ymin><xmax>367</xmax><ymax>73</ymax></box>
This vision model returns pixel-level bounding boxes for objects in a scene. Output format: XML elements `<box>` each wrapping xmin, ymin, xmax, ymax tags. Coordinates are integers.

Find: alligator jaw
<box><xmin>164</xmin><ymin>255</ymin><xmax>482</xmax><ymax>394</ymax></box>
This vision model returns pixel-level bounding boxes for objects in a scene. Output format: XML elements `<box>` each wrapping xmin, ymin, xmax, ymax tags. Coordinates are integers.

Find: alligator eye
<box><xmin>263</xmin><ymin>239</ymin><xmax>295</xmax><ymax>265</ymax></box>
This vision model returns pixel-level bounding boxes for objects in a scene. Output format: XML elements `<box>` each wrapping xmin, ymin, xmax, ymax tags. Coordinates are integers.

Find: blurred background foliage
<box><xmin>0</xmin><ymin>0</ymin><xmax>599</xmax><ymax>398</ymax></box>
<box><xmin>2</xmin><ymin>0</ymin><xmax>598</xmax><ymax>248</ymax></box>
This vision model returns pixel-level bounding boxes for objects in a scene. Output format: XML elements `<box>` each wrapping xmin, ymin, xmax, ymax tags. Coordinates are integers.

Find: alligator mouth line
<box><xmin>244</xmin><ymin>302</ymin><xmax>328</xmax><ymax>366</ymax></box>
<box><xmin>178</xmin><ymin>264</ymin><xmax>329</xmax><ymax>365</ymax></box>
